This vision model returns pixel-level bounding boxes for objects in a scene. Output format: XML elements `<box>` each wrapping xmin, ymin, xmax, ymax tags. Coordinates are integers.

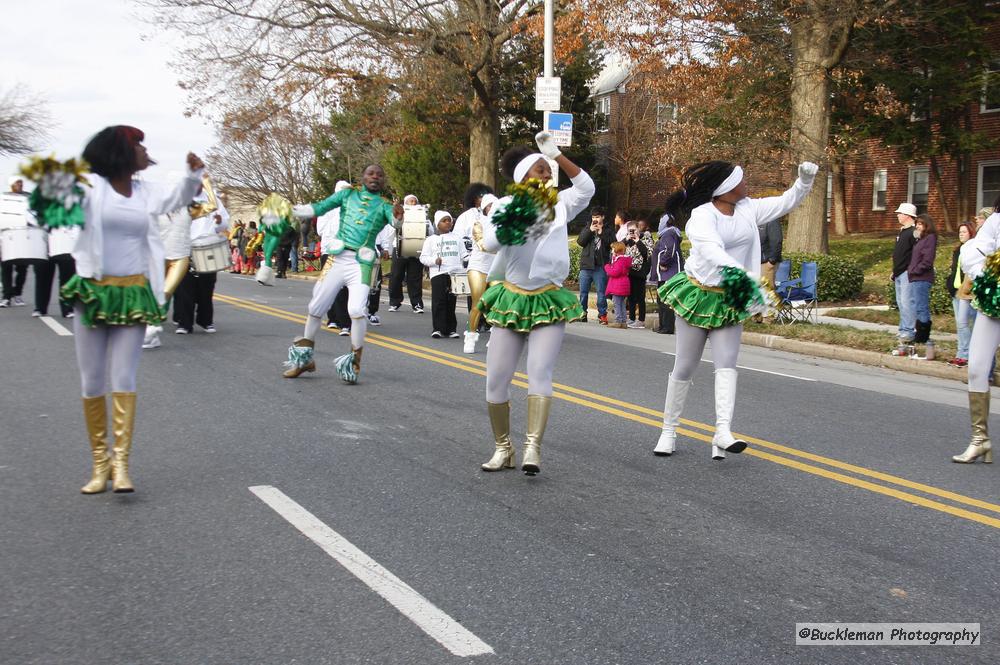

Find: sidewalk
<box><xmin>282</xmin><ymin>271</ymin><xmax>966</xmax><ymax>383</ymax></box>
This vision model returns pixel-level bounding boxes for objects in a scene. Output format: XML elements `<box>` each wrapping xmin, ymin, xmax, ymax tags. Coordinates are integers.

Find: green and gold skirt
<box><xmin>658</xmin><ymin>272</ymin><xmax>749</xmax><ymax>330</ymax></box>
<box><xmin>61</xmin><ymin>274</ymin><xmax>166</xmax><ymax>327</ymax></box>
<box><xmin>478</xmin><ymin>281</ymin><xmax>585</xmax><ymax>332</ymax></box>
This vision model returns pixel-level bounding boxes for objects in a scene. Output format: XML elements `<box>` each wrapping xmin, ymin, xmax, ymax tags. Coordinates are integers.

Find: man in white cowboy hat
<box><xmin>892</xmin><ymin>202</ymin><xmax>919</xmax><ymax>342</ymax></box>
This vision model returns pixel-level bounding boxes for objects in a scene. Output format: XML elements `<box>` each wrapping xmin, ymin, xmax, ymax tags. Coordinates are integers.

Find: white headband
<box><xmin>479</xmin><ymin>193</ymin><xmax>498</xmax><ymax>213</ymax></box>
<box><xmin>712</xmin><ymin>166</ymin><xmax>744</xmax><ymax>198</ymax></box>
<box><xmin>513</xmin><ymin>153</ymin><xmax>546</xmax><ymax>184</ymax></box>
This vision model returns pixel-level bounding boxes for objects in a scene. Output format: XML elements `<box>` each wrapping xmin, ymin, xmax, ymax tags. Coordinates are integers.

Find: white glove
<box><xmin>798</xmin><ymin>161</ymin><xmax>819</xmax><ymax>184</ymax></box>
<box><xmin>292</xmin><ymin>204</ymin><xmax>315</xmax><ymax>219</ymax></box>
<box><xmin>535</xmin><ymin>131</ymin><xmax>562</xmax><ymax>160</ymax></box>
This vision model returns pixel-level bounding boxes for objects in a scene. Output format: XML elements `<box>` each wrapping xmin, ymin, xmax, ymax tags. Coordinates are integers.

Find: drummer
<box><xmin>174</xmin><ymin>188</ymin><xmax>230</xmax><ymax>334</ymax></box>
<box><xmin>0</xmin><ymin>176</ymin><xmax>31</xmax><ymax>309</ymax></box>
<box><xmin>419</xmin><ymin>210</ymin><xmax>467</xmax><ymax>339</ymax></box>
<box><xmin>387</xmin><ymin>194</ymin><xmax>431</xmax><ymax>314</ymax></box>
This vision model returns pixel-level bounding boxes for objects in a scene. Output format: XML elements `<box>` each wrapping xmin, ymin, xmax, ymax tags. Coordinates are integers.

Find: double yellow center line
<box><xmin>215</xmin><ymin>291</ymin><xmax>1000</xmax><ymax>530</ymax></box>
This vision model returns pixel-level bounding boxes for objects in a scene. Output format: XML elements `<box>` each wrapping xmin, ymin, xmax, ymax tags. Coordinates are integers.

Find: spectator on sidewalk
<box><xmin>947</xmin><ymin>221</ymin><xmax>976</xmax><ymax>366</ymax></box>
<box><xmin>908</xmin><ymin>213</ymin><xmax>938</xmax><ymax>344</ymax></box>
<box><xmin>576</xmin><ymin>207</ymin><xmax>615</xmax><ymax>324</ymax></box>
<box><xmin>605</xmin><ymin>241</ymin><xmax>632</xmax><ymax>328</ymax></box>
<box><xmin>625</xmin><ymin>220</ymin><xmax>652</xmax><ymax>328</ymax></box>
<box><xmin>892</xmin><ymin>202</ymin><xmax>919</xmax><ymax>342</ymax></box>
<box><xmin>650</xmin><ymin>205</ymin><xmax>684</xmax><ymax>334</ymax></box>
<box><xmin>759</xmin><ymin>216</ymin><xmax>783</xmax><ymax>287</ymax></box>
<box><xmin>976</xmin><ymin>207</ymin><xmax>993</xmax><ymax>231</ymax></box>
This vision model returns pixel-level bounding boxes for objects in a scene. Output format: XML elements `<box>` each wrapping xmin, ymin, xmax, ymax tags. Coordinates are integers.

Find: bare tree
<box><xmin>139</xmin><ymin>0</ymin><xmax>550</xmax><ymax>189</ymax></box>
<box><xmin>0</xmin><ymin>84</ymin><xmax>52</xmax><ymax>156</ymax></box>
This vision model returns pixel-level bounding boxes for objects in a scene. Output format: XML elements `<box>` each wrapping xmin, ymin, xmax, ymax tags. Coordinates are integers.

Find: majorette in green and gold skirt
<box><xmin>61</xmin><ymin>274</ymin><xmax>167</xmax><ymax>327</ymax></box>
<box><xmin>478</xmin><ymin>281</ymin><xmax>585</xmax><ymax>332</ymax></box>
<box><xmin>658</xmin><ymin>272</ymin><xmax>750</xmax><ymax>329</ymax></box>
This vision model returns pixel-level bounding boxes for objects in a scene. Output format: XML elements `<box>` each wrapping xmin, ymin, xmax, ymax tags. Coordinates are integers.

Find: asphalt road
<box><xmin>2</xmin><ymin>272</ymin><xmax>999</xmax><ymax>664</ymax></box>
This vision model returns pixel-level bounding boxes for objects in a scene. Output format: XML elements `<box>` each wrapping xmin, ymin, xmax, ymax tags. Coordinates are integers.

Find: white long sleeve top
<box><xmin>419</xmin><ymin>231</ymin><xmax>467</xmax><ymax>278</ymax></box>
<box><xmin>73</xmin><ymin>169</ymin><xmax>204</xmax><ymax>305</ymax></box>
<box><xmin>455</xmin><ymin>206</ymin><xmax>497</xmax><ymax>275</ymax></box>
<box><xmin>483</xmin><ymin>170</ymin><xmax>595</xmax><ymax>290</ymax></box>
<box><xmin>159</xmin><ymin>209</ymin><xmax>192</xmax><ymax>261</ymax></box>
<box><xmin>961</xmin><ymin>212</ymin><xmax>1000</xmax><ymax>279</ymax></box>
<box><xmin>190</xmin><ymin>198</ymin><xmax>230</xmax><ymax>247</ymax></box>
<box><xmin>317</xmin><ymin>208</ymin><xmax>340</xmax><ymax>254</ymax></box>
<box><xmin>684</xmin><ymin>177</ymin><xmax>813</xmax><ymax>286</ymax></box>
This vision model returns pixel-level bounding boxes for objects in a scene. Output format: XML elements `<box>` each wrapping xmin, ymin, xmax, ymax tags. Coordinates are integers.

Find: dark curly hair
<box><xmin>499</xmin><ymin>145</ymin><xmax>536</xmax><ymax>181</ymax></box>
<box><xmin>661</xmin><ymin>161</ymin><xmax>736</xmax><ymax>225</ymax></box>
<box><xmin>82</xmin><ymin>126</ymin><xmax>152</xmax><ymax>179</ymax></box>
<box><xmin>463</xmin><ymin>182</ymin><xmax>494</xmax><ymax>210</ymax></box>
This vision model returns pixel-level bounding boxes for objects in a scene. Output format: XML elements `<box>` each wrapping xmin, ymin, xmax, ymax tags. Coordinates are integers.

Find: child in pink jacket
<box><xmin>605</xmin><ymin>241</ymin><xmax>632</xmax><ymax>328</ymax></box>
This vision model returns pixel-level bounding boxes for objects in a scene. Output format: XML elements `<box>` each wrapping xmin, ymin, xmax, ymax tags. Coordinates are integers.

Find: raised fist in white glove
<box><xmin>798</xmin><ymin>161</ymin><xmax>819</xmax><ymax>184</ymax></box>
<box><xmin>292</xmin><ymin>204</ymin><xmax>315</xmax><ymax>219</ymax></box>
<box><xmin>535</xmin><ymin>131</ymin><xmax>562</xmax><ymax>160</ymax></box>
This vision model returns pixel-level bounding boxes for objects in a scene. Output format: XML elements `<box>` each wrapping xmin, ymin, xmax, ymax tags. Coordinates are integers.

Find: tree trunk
<box><xmin>957</xmin><ymin>153</ymin><xmax>971</xmax><ymax>224</ymax></box>
<box><xmin>831</xmin><ymin>157</ymin><xmax>848</xmax><ymax>235</ymax></box>
<box><xmin>929</xmin><ymin>156</ymin><xmax>954</xmax><ymax>232</ymax></box>
<box><xmin>469</xmin><ymin>68</ymin><xmax>499</xmax><ymax>189</ymax></box>
<box><xmin>786</xmin><ymin>21</ymin><xmax>833</xmax><ymax>254</ymax></box>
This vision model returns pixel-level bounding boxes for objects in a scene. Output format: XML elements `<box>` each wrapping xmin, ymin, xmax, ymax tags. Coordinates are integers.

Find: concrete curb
<box><xmin>271</xmin><ymin>273</ymin><xmax>967</xmax><ymax>383</ymax></box>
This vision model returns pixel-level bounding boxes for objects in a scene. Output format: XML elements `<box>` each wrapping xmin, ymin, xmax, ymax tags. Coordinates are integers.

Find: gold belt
<box><xmin>502</xmin><ymin>281</ymin><xmax>558</xmax><ymax>296</ymax></box>
<box><xmin>688</xmin><ymin>275</ymin><xmax>724</xmax><ymax>293</ymax></box>
<box><xmin>91</xmin><ymin>274</ymin><xmax>147</xmax><ymax>287</ymax></box>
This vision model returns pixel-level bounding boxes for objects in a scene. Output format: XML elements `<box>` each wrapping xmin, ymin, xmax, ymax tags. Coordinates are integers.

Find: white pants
<box><xmin>968</xmin><ymin>313</ymin><xmax>1000</xmax><ymax>392</ymax></box>
<box><xmin>486</xmin><ymin>323</ymin><xmax>566</xmax><ymax>403</ymax></box>
<box><xmin>73</xmin><ymin>305</ymin><xmax>146</xmax><ymax>397</ymax></box>
<box><xmin>670</xmin><ymin>318</ymin><xmax>743</xmax><ymax>381</ymax></box>
<box><xmin>304</xmin><ymin>252</ymin><xmax>368</xmax><ymax>349</ymax></box>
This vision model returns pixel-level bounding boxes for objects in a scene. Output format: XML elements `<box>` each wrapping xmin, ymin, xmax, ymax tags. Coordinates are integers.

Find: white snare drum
<box><xmin>48</xmin><ymin>226</ymin><xmax>80</xmax><ymax>256</ymax></box>
<box><xmin>450</xmin><ymin>271</ymin><xmax>471</xmax><ymax>295</ymax></box>
<box><xmin>0</xmin><ymin>193</ymin><xmax>31</xmax><ymax>231</ymax></box>
<box><xmin>190</xmin><ymin>238</ymin><xmax>233</xmax><ymax>273</ymax></box>
<box><xmin>399</xmin><ymin>204</ymin><xmax>428</xmax><ymax>258</ymax></box>
<box><xmin>0</xmin><ymin>226</ymin><xmax>48</xmax><ymax>262</ymax></box>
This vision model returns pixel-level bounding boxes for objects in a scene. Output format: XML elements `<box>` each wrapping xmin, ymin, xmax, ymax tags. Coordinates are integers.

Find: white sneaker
<box><xmin>463</xmin><ymin>331</ymin><xmax>479</xmax><ymax>354</ymax></box>
<box><xmin>388</xmin><ymin>305</ymin><xmax>400</xmax><ymax>312</ymax></box>
<box><xmin>413</xmin><ymin>305</ymin><xmax>424</xmax><ymax>313</ymax></box>
<box><xmin>338</xmin><ymin>328</ymin><xmax>350</xmax><ymax>336</ymax></box>
<box><xmin>627</xmin><ymin>320</ymin><xmax>645</xmax><ymax>329</ymax></box>
<box><xmin>368</xmin><ymin>314</ymin><xmax>381</xmax><ymax>326</ymax></box>
<box><xmin>431</xmin><ymin>330</ymin><xmax>442</xmax><ymax>338</ymax></box>
<box><xmin>0</xmin><ymin>299</ymin><xmax>9</xmax><ymax>308</ymax></box>
<box><xmin>31</xmin><ymin>310</ymin><xmax>42</xmax><ymax>318</ymax></box>
<box><xmin>176</xmin><ymin>327</ymin><xmax>190</xmax><ymax>335</ymax></box>
<box><xmin>327</xmin><ymin>321</ymin><xmax>338</xmax><ymax>329</ymax></box>
<box><xmin>65</xmin><ymin>311</ymin><xmax>74</xmax><ymax>319</ymax></box>
<box><xmin>448</xmin><ymin>331</ymin><xmax>460</xmax><ymax>338</ymax></box>
<box><xmin>202</xmin><ymin>324</ymin><xmax>216</xmax><ymax>333</ymax></box>
<box><xmin>142</xmin><ymin>334</ymin><xmax>161</xmax><ymax>349</ymax></box>
<box><xmin>12</xmin><ymin>296</ymin><xmax>25</xmax><ymax>307</ymax></box>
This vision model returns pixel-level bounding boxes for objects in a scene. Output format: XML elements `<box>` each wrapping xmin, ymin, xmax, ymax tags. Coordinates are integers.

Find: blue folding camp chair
<box><xmin>774</xmin><ymin>261</ymin><xmax>818</xmax><ymax>324</ymax></box>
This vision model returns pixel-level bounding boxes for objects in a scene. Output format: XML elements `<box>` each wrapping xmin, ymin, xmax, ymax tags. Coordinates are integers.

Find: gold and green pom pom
<box><xmin>19</xmin><ymin>155</ymin><xmax>90</xmax><ymax>229</ymax></box>
<box><xmin>491</xmin><ymin>178</ymin><xmax>559</xmax><ymax>246</ymax></box>
<box><xmin>972</xmin><ymin>252</ymin><xmax>1000</xmax><ymax>318</ymax></box>
<box><xmin>257</xmin><ymin>193</ymin><xmax>293</xmax><ymax>232</ymax></box>
<box><xmin>720</xmin><ymin>266</ymin><xmax>764</xmax><ymax>313</ymax></box>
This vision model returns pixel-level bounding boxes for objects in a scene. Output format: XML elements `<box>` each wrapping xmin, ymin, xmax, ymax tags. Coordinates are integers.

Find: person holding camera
<box><xmin>576</xmin><ymin>207</ymin><xmax>616</xmax><ymax>324</ymax></box>
<box><xmin>624</xmin><ymin>220</ymin><xmax>653</xmax><ymax>328</ymax></box>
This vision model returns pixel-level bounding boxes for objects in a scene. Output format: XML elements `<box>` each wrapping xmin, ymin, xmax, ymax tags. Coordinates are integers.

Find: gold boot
<box><xmin>352</xmin><ymin>346</ymin><xmax>363</xmax><ymax>375</ymax></box>
<box><xmin>482</xmin><ymin>401</ymin><xmax>515</xmax><ymax>471</ymax></box>
<box><xmin>522</xmin><ymin>395</ymin><xmax>552</xmax><ymax>475</ymax></box>
<box><xmin>81</xmin><ymin>396</ymin><xmax>112</xmax><ymax>494</ymax></box>
<box><xmin>282</xmin><ymin>337</ymin><xmax>316</xmax><ymax>378</ymax></box>
<box><xmin>111</xmin><ymin>392</ymin><xmax>137</xmax><ymax>493</ymax></box>
<box><xmin>953</xmin><ymin>391</ymin><xmax>993</xmax><ymax>463</ymax></box>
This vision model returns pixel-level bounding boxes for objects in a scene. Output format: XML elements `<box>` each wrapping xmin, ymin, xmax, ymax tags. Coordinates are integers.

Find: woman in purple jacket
<box><xmin>907</xmin><ymin>214</ymin><xmax>938</xmax><ymax>344</ymax></box>
<box><xmin>649</xmin><ymin>196</ymin><xmax>685</xmax><ymax>333</ymax></box>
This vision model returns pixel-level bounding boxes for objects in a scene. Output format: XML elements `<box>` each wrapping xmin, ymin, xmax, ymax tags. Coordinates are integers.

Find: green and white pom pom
<box><xmin>720</xmin><ymin>266</ymin><xmax>766</xmax><ymax>314</ymax></box>
<box><xmin>283</xmin><ymin>344</ymin><xmax>314</xmax><ymax>370</ymax></box>
<box><xmin>334</xmin><ymin>351</ymin><xmax>358</xmax><ymax>384</ymax></box>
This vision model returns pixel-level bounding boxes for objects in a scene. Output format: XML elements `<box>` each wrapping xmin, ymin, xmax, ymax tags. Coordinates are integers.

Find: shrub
<box><xmin>783</xmin><ymin>252</ymin><xmax>864</xmax><ymax>302</ymax></box>
<box><xmin>884</xmin><ymin>273</ymin><xmax>953</xmax><ymax>315</ymax></box>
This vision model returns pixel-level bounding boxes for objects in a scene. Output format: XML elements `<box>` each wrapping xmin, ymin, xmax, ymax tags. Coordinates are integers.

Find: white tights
<box><xmin>968</xmin><ymin>313</ymin><xmax>1000</xmax><ymax>392</ymax></box>
<box><xmin>670</xmin><ymin>317</ymin><xmax>743</xmax><ymax>381</ymax></box>
<box><xmin>303</xmin><ymin>253</ymin><xmax>368</xmax><ymax>350</ymax></box>
<box><xmin>486</xmin><ymin>323</ymin><xmax>566</xmax><ymax>403</ymax></box>
<box><xmin>73</xmin><ymin>306</ymin><xmax>146</xmax><ymax>397</ymax></box>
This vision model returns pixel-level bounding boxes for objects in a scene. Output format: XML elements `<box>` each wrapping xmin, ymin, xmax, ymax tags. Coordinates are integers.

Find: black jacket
<box><xmin>759</xmin><ymin>218</ymin><xmax>783</xmax><ymax>264</ymax></box>
<box><xmin>577</xmin><ymin>223</ymin><xmax>617</xmax><ymax>271</ymax></box>
<box><xmin>946</xmin><ymin>244</ymin><xmax>965</xmax><ymax>297</ymax></box>
<box><xmin>892</xmin><ymin>226</ymin><xmax>917</xmax><ymax>280</ymax></box>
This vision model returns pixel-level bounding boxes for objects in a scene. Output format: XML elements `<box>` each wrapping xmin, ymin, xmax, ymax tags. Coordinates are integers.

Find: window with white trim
<box><xmin>826</xmin><ymin>173</ymin><xmax>833</xmax><ymax>221</ymax></box>
<box><xmin>594</xmin><ymin>96</ymin><xmax>611</xmax><ymax>132</ymax></box>
<box><xmin>907</xmin><ymin>167</ymin><xmax>930</xmax><ymax>215</ymax></box>
<box><xmin>655</xmin><ymin>102</ymin><xmax>678</xmax><ymax>133</ymax></box>
<box><xmin>978</xmin><ymin>161</ymin><xmax>1000</xmax><ymax>211</ymax></box>
<box><xmin>872</xmin><ymin>169</ymin><xmax>887</xmax><ymax>211</ymax></box>
<box><xmin>982</xmin><ymin>59</ymin><xmax>1000</xmax><ymax>113</ymax></box>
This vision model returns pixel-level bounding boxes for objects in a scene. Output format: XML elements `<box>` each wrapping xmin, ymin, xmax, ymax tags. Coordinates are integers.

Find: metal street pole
<box><xmin>544</xmin><ymin>0</ymin><xmax>554</xmax><ymax>77</ymax></box>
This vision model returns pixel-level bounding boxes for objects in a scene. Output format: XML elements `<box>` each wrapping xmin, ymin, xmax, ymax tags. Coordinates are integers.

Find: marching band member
<box><xmin>653</xmin><ymin>160</ymin><xmax>817</xmax><ymax>460</ymax></box>
<box><xmin>454</xmin><ymin>183</ymin><xmax>499</xmax><ymax>353</ymax></box>
<box><xmin>388</xmin><ymin>194</ymin><xmax>428</xmax><ymax>313</ymax></box>
<box><xmin>1</xmin><ymin>176</ymin><xmax>31</xmax><ymax>309</ymax></box>
<box><xmin>478</xmin><ymin>132</ymin><xmax>594</xmax><ymax>475</ymax></box>
<box><xmin>283</xmin><ymin>164</ymin><xmax>402</xmax><ymax>383</ymax></box>
<box><xmin>174</xmin><ymin>186</ymin><xmax>229</xmax><ymax>334</ymax></box>
<box><xmin>420</xmin><ymin>210</ymin><xmax>468</xmax><ymax>338</ymax></box>
<box><xmin>48</xmin><ymin>126</ymin><xmax>204</xmax><ymax>493</ymax></box>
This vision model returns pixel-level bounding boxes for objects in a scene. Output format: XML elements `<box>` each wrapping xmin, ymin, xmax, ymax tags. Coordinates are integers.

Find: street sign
<box><xmin>544</xmin><ymin>111</ymin><xmax>573</xmax><ymax>147</ymax></box>
<box><xmin>535</xmin><ymin>76</ymin><xmax>561</xmax><ymax>111</ymax></box>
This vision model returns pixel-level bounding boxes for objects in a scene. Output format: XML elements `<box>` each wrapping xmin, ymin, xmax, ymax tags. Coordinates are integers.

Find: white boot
<box><xmin>712</xmin><ymin>368</ymin><xmax>747</xmax><ymax>460</ymax></box>
<box><xmin>142</xmin><ymin>325</ymin><xmax>162</xmax><ymax>350</ymax></box>
<box><xmin>463</xmin><ymin>330</ymin><xmax>479</xmax><ymax>354</ymax></box>
<box><xmin>256</xmin><ymin>264</ymin><xmax>275</xmax><ymax>286</ymax></box>
<box><xmin>653</xmin><ymin>374</ymin><xmax>691</xmax><ymax>456</ymax></box>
